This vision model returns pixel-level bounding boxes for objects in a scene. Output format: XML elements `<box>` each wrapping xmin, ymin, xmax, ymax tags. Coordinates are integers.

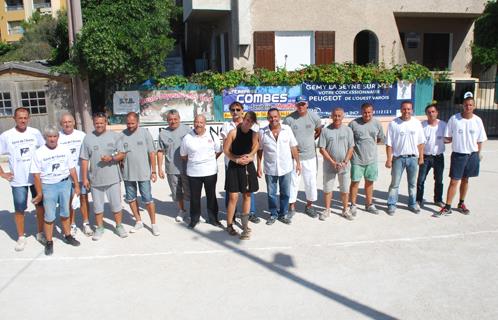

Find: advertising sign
<box><xmin>113</xmin><ymin>91</ymin><xmax>140</xmax><ymax>115</ymax></box>
<box><xmin>222</xmin><ymin>86</ymin><xmax>301</xmax><ymax>118</ymax></box>
<box><xmin>139</xmin><ymin>90</ymin><xmax>214</xmax><ymax>123</ymax></box>
<box><xmin>301</xmin><ymin>80</ymin><xmax>415</xmax><ymax>118</ymax></box>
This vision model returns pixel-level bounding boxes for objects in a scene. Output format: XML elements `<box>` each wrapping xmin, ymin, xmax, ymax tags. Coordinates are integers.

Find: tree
<box><xmin>472</xmin><ymin>1</ymin><xmax>498</xmax><ymax>68</ymax></box>
<box><xmin>0</xmin><ymin>11</ymin><xmax>58</xmax><ymax>62</ymax></box>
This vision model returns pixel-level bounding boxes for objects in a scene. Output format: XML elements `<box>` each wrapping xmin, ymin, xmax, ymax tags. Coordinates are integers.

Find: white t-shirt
<box><xmin>0</xmin><ymin>127</ymin><xmax>44</xmax><ymax>187</ymax></box>
<box><xmin>180</xmin><ymin>130</ymin><xmax>221</xmax><ymax>177</ymax></box>
<box><xmin>258</xmin><ymin>124</ymin><xmax>298</xmax><ymax>176</ymax></box>
<box><xmin>30</xmin><ymin>144</ymin><xmax>74</xmax><ymax>184</ymax></box>
<box><xmin>445</xmin><ymin>113</ymin><xmax>487</xmax><ymax>154</ymax></box>
<box><xmin>422</xmin><ymin>120</ymin><xmax>446</xmax><ymax>155</ymax></box>
<box><xmin>385</xmin><ymin>117</ymin><xmax>425</xmax><ymax>157</ymax></box>
<box><xmin>58</xmin><ymin>129</ymin><xmax>86</xmax><ymax>180</ymax></box>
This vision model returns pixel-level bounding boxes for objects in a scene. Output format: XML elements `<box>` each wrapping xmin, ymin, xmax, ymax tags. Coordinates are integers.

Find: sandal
<box><xmin>227</xmin><ymin>224</ymin><xmax>238</xmax><ymax>236</ymax></box>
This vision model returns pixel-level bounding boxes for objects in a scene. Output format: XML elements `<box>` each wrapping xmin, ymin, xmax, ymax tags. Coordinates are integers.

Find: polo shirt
<box><xmin>180</xmin><ymin>129</ymin><xmax>221</xmax><ymax>177</ymax></box>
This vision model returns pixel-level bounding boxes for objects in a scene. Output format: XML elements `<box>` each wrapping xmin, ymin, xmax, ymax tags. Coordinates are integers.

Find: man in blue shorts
<box><xmin>436</xmin><ymin>94</ymin><xmax>487</xmax><ymax>216</ymax></box>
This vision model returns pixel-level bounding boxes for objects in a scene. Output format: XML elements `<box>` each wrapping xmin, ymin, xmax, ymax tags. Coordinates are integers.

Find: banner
<box><xmin>113</xmin><ymin>91</ymin><xmax>140</xmax><ymax>115</ymax></box>
<box><xmin>301</xmin><ymin>80</ymin><xmax>415</xmax><ymax>118</ymax></box>
<box><xmin>222</xmin><ymin>86</ymin><xmax>301</xmax><ymax>119</ymax></box>
<box><xmin>139</xmin><ymin>90</ymin><xmax>214</xmax><ymax>123</ymax></box>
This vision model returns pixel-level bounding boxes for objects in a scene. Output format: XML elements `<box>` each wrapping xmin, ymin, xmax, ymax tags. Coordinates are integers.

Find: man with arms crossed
<box><xmin>437</xmin><ymin>94</ymin><xmax>487</xmax><ymax>216</ymax></box>
<box><xmin>31</xmin><ymin>125</ymin><xmax>81</xmax><ymax>255</ymax></box>
<box><xmin>0</xmin><ymin>107</ymin><xmax>45</xmax><ymax>251</ymax></box>
<box><xmin>416</xmin><ymin>104</ymin><xmax>446</xmax><ymax>209</ymax></box>
<box><xmin>385</xmin><ymin>101</ymin><xmax>425</xmax><ymax>215</ymax></box>
<box><xmin>120</xmin><ymin>112</ymin><xmax>159</xmax><ymax>235</ymax></box>
<box><xmin>58</xmin><ymin>111</ymin><xmax>93</xmax><ymax>236</ymax></box>
<box><xmin>348</xmin><ymin>103</ymin><xmax>385</xmax><ymax>216</ymax></box>
<box><xmin>158</xmin><ymin>109</ymin><xmax>191</xmax><ymax>223</ymax></box>
<box><xmin>284</xmin><ymin>95</ymin><xmax>321</xmax><ymax>219</ymax></box>
<box><xmin>318</xmin><ymin>108</ymin><xmax>355</xmax><ymax>220</ymax></box>
<box><xmin>257</xmin><ymin>108</ymin><xmax>301</xmax><ymax>225</ymax></box>
<box><xmin>80</xmin><ymin>112</ymin><xmax>128</xmax><ymax>240</ymax></box>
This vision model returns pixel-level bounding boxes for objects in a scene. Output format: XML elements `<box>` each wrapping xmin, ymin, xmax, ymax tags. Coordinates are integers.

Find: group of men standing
<box><xmin>0</xmin><ymin>91</ymin><xmax>487</xmax><ymax>253</ymax></box>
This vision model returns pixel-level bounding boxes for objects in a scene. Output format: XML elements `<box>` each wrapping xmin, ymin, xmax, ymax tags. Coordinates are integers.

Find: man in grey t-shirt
<box><xmin>157</xmin><ymin>109</ymin><xmax>191</xmax><ymax>223</ymax></box>
<box><xmin>120</xmin><ymin>112</ymin><xmax>159</xmax><ymax>236</ymax></box>
<box><xmin>80</xmin><ymin>113</ymin><xmax>128</xmax><ymax>240</ymax></box>
<box><xmin>283</xmin><ymin>95</ymin><xmax>322</xmax><ymax>219</ymax></box>
<box><xmin>318</xmin><ymin>108</ymin><xmax>354</xmax><ymax>220</ymax></box>
<box><xmin>348</xmin><ymin>103</ymin><xmax>385</xmax><ymax>216</ymax></box>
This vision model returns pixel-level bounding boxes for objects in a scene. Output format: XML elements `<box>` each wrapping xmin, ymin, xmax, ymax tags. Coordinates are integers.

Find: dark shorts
<box><xmin>449</xmin><ymin>152</ymin><xmax>480</xmax><ymax>180</ymax></box>
<box><xmin>225</xmin><ymin>161</ymin><xmax>259</xmax><ymax>193</ymax></box>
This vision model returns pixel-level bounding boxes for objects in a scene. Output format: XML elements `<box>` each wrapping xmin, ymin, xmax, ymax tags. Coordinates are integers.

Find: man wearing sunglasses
<box><xmin>220</xmin><ymin>101</ymin><xmax>260</xmax><ymax>224</ymax></box>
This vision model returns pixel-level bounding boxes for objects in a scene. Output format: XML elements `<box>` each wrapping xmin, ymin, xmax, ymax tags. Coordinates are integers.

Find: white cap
<box><xmin>463</xmin><ymin>91</ymin><xmax>473</xmax><ymax>99</ymax></box>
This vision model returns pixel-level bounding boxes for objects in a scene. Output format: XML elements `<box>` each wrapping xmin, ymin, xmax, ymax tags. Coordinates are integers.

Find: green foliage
<box><xmin>73</xmin><ymin>0</ymin><xmax>176</xmax><ymax>87</ymax></box>
<box><xmin>0</xmin><ymin>42</ymin><xmax>14</xmax><ymax>56</ymax></box>
<box><xmin>472</xmin><ymin>1</ymin><xmax>498</xmax><ymax>67</ymax></box>
<box><xmin>157</xmin><ymin>63</ymin><xmax>432</xmax><ymax>93</ymax></box>
<box><xmin>0</xmin><ymin>12</ymin><xmax>58</xmax><ymax>62</ymax></box>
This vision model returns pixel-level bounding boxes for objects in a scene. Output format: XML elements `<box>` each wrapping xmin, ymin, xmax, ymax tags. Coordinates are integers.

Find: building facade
<box><xmin>0</xmin><ymin>61</ymin><xmax>74</xmax><ymax>132</ymax></box>
<box><xmin>183</xmin><ymin>0</ymin><xmax>485</xmax><ymax>79</ymax></box>
<box><xmin>0</xmin><ymin>0</ymin><xmax>66</xmax><ymax>42</ymax></box>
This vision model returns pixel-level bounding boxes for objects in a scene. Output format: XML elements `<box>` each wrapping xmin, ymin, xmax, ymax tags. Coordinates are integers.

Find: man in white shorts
<box><xmin>80</xmin><ymin>112</ymin><xmax>128</xmax><ymax>240</ymax></box>
<box><xmin>318</xmin><ymin>108</ymin><xmax>355</xmax><ymax>220</ymax></box>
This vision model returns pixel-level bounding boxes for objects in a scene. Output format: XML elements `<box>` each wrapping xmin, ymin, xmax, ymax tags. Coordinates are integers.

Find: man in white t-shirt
<box><xmin>58</xmin><ymin>111</ymin><xmax>93</xmax><ymax>236</ymax></box>
<box><xmin>180</xmin><ymin>114</ymin><xmax>223</xmax><ymax>229</ymax></box>
<box><xmin>416</xmin><ymin>104</ymin><xmax>446</xmax><ymax>208</ymax></box>
<box><xmin>437</xmin><ymin>95</ymin><xmax>487</xmax><ymax>216</ymax></box>
<box><xmin>385</xmin><ymin>101</ymin><xmax>425</xmax><ymax>215</ymax></box>
<box><xmin>31</xmin><ymin>125</ymin><xmax>81</xmax><ymax>255</ymax></box>
<box><xmin>0</xmin><ymin>107</ymin><xmax>46</xmax><ymax>251</ymax></box>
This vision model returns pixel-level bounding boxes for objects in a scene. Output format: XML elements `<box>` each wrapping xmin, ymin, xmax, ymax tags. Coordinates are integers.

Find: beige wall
<box><xmin>229</xmin><ymin>0</ymin><xmax>485</xmax><ymax>77</ymax></box>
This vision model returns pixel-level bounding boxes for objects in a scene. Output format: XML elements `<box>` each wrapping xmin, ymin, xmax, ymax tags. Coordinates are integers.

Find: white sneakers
<box><xmin>129</xmin><ymin>221</ymin><xmax>144</xmax><ymax>233</ymax></box>
<box><xmin>175</xmin><ymin>209</ymin><xmax>187</xmax><ymax>223</ymax></box>
<box><xmin>14</xmin><ymin>236</ymin><xmax>27</xmax><ymax>251</ymax></box>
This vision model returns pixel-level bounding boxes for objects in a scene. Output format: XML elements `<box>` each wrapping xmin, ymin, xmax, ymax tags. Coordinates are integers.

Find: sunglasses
<box><xmin>230</xmin><ymin>108</ymin><xmax>242</xmax><ymax>112</ymax></box>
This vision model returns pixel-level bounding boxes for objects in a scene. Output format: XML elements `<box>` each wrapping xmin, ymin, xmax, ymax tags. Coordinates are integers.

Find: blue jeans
<box><xmin>387</xmin><ymin>156</ymin><xmax>418</xmax><ymax>208</ymax></box>
<box><xmin>11</xmin><ymin>185</ymin><xmax>37</xmax><ymax>213</ymax></box>
<box><xmin>416</xmin><ymin>154</ymin><xmax>444</xmax><ymax>203</ymax></box>
<box><xmin>265</xmin><ymin>172</ymin><xmax>291</xmax><ymax>218</ymax></box>
<box><xmin>42</xmin><ymin>179</ymin><xmax>71</xmax><ymax>222</ymax></box>
<box><xmin>124</xmin><ymin>180</ymin><xmax>153</xmax><ymax>204</ymax></box>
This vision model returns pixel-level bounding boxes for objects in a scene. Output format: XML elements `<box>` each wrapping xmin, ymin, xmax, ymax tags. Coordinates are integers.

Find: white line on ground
<box><xmin>1</xmin><ymin>229</ymin><xmax>497</xmax><ymax>263</ymax></box>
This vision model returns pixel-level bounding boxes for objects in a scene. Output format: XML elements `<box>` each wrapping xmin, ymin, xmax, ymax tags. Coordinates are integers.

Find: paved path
<box><xmin>1</xmin><ymin>141</ymin><xmax>498</xmax><ymax>319</ymax></box>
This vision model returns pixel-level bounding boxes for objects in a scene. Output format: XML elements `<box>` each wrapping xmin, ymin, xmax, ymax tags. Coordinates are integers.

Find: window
<box><xmin>21</xmin><ymin>91</ymin><xmax>47</xmax><ymax>114</ymax></box>
<box><xmin>0</xmin><ymin>92</ymin><xmax>13</xmax><ymax>116</ymax></box>
<box><xmin>33</xmin><ymin>0</ymin><xmax>51</xmax><ymax>9</ymax></box>
<box><xmin>8</xmin><ymin>21</ymin><xmax>24</xmax><ymax>35</ymax></box>
<box><xmin>5</xmin><ymin>0</ymin><xmax>23</xmax><ymax>11</ymax></box>
<box><xmin>423</xmin><ymin>33</ymin><xmax>451</xmax><ymax>70</ymax></box>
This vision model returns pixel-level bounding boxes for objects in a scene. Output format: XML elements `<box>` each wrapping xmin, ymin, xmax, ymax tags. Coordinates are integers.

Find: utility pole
<box><xmin>67</xmin><ymin>0</ymin><xmax>93</xmax><ymax>132</ymax></box>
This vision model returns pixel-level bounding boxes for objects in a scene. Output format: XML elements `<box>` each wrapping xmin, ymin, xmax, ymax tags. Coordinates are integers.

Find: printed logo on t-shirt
<box><xmin>20</xmin><ymin>147</ymin><xmax>30</xmax><ymax>156</ymax></box>
<box><xmin>400</xmin><ymin>131</ymin><xmax>405</xmax><ymax>136</ymax></box>
<box><xmin>469</xmin><ymin>130</ymin><xmax>475</xmax><ymax>135</ymax></box>
<box><xmin>93</xmin><ymin>145</ymin><xmax>99</xmax><ymax>150</ymax></box>
<box><xmin>70</xmin><ymin>148</ymin><xmax>77</xmax><ymax>154</ymax></box>
<box><xmin>137</xmin><ymin>141</ymin><xmax>143</xmax><ymax>145</ymax></box>
<box><xmin>123</xmin><ymin>142</ymin><xmax>129</xmax><ymax>150</ymax></box>
<box><xmin>52</xmin><ymin>163</ymin><xmax>60</xmax><ymax>172</ymax></box>
<box><xmin>293</xmin><ymin>125</ymin><xmax>298</xmax><ymax>130</ymax></box>
<box><xmin>458</xmin><ymin>129</ymin><xmax>463</xmax><ymax>134</ymax></box>
<box><xmin>306</xmin><ymin>124</ymin><xmax>312</xmax><ymax>129</ymax></box>
<box><xmin>409</xmin><ymin>130</ymin><xmax>415</xmax><ymax>135</ymax></box>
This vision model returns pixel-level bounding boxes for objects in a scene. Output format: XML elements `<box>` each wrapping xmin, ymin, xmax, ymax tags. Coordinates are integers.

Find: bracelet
<box><xmin>151</xmin><ymin>171</ymin><xmax>157</xmax><ymax>174</ymax></box>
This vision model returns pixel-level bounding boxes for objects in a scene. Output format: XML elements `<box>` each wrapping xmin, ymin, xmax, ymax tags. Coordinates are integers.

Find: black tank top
<box><xmin>231</xmin><ymin>125</ymin><xmax>253</xmax><ymax>156</ymax></box>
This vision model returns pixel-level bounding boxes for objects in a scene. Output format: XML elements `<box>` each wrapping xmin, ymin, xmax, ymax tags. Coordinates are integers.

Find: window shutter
<box><xmin>254</xmin><ymin>31</ymin><xmax>275</xmax><ymax>70</ymax></box>
<box><xmin>315</xmin><ymin>31</ymin><xmax>335</xmax><ymax>65</ymax></box>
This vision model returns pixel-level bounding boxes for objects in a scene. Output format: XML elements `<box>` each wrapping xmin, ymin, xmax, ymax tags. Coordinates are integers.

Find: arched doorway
<box><xmin>354</xmin><ymin>30</ymin><xmax>379</xmax><ymax>65</ymax></box>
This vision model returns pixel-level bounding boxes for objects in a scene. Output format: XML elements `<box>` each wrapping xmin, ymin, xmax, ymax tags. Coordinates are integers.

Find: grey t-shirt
<box><xmin>318</xmin><ymin>124</ymin><xmax>354</xmax><ymax>165</ymax></box>
<box><xmin>158</xmin><ymin>124</ymin><xmax>190</xmax><ymax>174</ymax></box>
<box><xmin>283</xmin><ymin>110</ymin><xmax>321</xmax><ymax>160</ymax></box>
<box><xmin>120</xmin><ymin>127</ymin><xmax>155</xmax><ymax>181</ymax></box>
<box><xmin>80</xmin><ymin>130</ymin><xmax>124</xmax><ymax>187</ymax></box>
<box><xmin>348</xmin><ymin>117</ymin><xmax>385</xmax><ymax>165</ymax></box>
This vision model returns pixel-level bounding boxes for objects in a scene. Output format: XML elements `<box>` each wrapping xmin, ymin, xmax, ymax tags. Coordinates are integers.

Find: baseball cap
<box><xmin>463</xmin><ymin>91</ymin><xmax>473</xmax><ymax>99</ymax></box>
<box><xmin>295</xmin><ymin>95</ymin><xmax>308</xmax><ymax>103</ymax></box>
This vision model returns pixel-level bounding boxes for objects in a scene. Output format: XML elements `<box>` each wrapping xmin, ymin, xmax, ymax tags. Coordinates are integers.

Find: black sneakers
<box><xmin>64</xmin><ymin>235</ymin><xmax>81</xmax><ymax>247</ymax></box>
<box><xmin>44</xmin><ymin>241</ymin><xmax>53</xmax><ymax>256</ymax></box>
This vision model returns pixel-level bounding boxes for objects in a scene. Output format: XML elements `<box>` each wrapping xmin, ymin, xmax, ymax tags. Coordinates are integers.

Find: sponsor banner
<box><xmin>301</xmin><ymin>81</ymin><xmax>415</xmax><ymax>118</ymax></box>
<box><xmin>113</xmin><ymin>91</ymin><xmax>140</xmax><ymax>115</ymax></box>
<box><xmin>139</xmin><ymin>90</ymin><xmax>214</xmax><ymax>123</ymax></box>
<box><xmin>222</xmin><ymin>86</ymin><xmax>301</xmax><ymax>119</ymax></box>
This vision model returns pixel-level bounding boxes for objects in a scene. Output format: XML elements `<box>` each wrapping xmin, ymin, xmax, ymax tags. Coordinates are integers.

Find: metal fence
<box><xmin>433</xmin><ymin>80</ymin><xmax>498</xmax><ymax>136</ymax></box>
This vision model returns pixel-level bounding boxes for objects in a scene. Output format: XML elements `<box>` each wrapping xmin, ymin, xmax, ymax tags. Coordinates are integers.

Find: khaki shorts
<box><xmin>91</xmin><ymin>182</ymin><xmax>122</xmax><ymax>213</ymax></box>
<box><xmin>323</xmin><ymin>168</ymin><xmax>350</xmax><ymax>193</ymax></box>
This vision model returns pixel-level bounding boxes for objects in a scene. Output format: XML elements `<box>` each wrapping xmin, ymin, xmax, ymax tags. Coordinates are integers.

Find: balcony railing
<box><xmin>33</xmin><ymin>2</ymin><xmax>51</xmax><ymax>9</ymax></box>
